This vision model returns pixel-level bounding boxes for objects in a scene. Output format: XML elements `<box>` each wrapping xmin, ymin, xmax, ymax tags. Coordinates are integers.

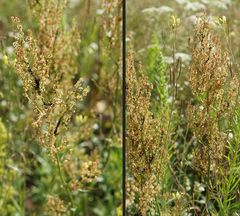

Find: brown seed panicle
<box><xmin>187</xmin><ymin>16</ymin><xmax>239</xmax><ymax>177</ymax></box>
<box><xmin>11</xmin><ymin>1</ymin><xmax>89</xmax><ymax>161</ymax></box>
<box><xmin>126</xmin><ymin>51</ymin><xmax>168</xmax><ymax>215</ymax></box>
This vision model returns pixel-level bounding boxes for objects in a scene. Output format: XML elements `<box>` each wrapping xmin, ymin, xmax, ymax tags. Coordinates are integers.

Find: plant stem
<box><xmin>55</xmin><ymin>153</ymin><xmax>75</xmax><ymax>215</ymax></box>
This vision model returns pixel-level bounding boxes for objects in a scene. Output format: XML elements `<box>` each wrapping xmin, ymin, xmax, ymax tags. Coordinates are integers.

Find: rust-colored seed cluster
<box><xmin>11</xmin><ymin>0</ymin><xmax>89</xmax><ymax>161</ymax></box>
<box><xmin>187</xmin><ymin>17</ymin><xmax>239</xmax><ymax>176</ymax></box>
<box><xmin>126</xmin><ymin>51</ymin><xmax>168</xmax><ymax>215</ymax></box>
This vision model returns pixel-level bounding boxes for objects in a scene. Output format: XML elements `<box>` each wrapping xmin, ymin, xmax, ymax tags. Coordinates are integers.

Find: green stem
<box><xmin>205</xmin><ymin>145</ymin><xmax>211</xmax><ymax>215</ymax></box>
<box><xmin>55</xmin><ymin>153</ymin><xmax>75</xmax><ymax>215</ymax></box>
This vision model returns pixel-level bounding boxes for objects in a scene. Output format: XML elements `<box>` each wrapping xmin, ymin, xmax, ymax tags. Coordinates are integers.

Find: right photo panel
<box><xmin>126</xmin><ymin>1</ymin><xmax>240</xmax><ymax>215</ymax></box>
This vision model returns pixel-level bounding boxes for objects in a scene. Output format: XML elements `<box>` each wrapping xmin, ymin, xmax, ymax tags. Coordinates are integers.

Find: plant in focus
<box><xmin>187</xmin><ymin>16</ymin><xmax>239</xmax><ymax>214</ymax></box>
<box><xmin>127</xmin><ymin>0</ymin><xmax>240</xmax><ymax>215</ymax></box>
<box><xmin>126</xmin><ymin>50</ymin><xmax>169</xmax><ymax>215</ymax></box>
<box><xmin>0</xmin><ymin>0</ymin><xmax>122</xmax><ymax>215</ymax></box>
<box><xmin>10</xmin><ymin>0</ymin><xmax>103</xmax><ymax>214</ymax></box>
<box><xmin>11</xmin><ymin>1</ymin><xmax>89</xmax><ymax>161</ymax></box>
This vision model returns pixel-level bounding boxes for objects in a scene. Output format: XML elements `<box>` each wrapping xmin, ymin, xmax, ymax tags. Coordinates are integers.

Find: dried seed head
<box><xmin>126</xmin><ymin>51</ymin><xmax>168</xmax><ymax>215</ymax></box>
<box><xmin>11</xmin><ymin>1</ymin><xmax>89</xmax><ymax>162</ymax></box>
<box><xmin>187</xmin><ymin>16</ymin><xmax>239</xmax><ymax>176</ymax></box>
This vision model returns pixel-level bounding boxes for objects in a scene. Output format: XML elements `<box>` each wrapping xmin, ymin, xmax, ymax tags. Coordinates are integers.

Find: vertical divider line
<box><xmin>122</xmin><ymin>0</ymin><xmax>126</xmax><ymax>215</ymax></box>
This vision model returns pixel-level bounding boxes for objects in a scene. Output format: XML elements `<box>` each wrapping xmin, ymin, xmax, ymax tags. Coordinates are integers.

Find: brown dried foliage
<box><xmin>126</xmin><ymin>51</ymin><xmax>168</xmax><ymax>215</ymax></box>
<box><xmin>11</xmin><ymin>0</ymin><xmax>89</xmax><ymax>161</ymax></box>
<box><xmin>187</xmin><ymin>17</ymin><xmax>239</xmax><ymax>177</ymax></box>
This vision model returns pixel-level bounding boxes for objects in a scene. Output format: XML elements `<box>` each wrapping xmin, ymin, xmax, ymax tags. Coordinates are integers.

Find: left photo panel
<box><xmin>0</xmin><ymin>0</ymin><xmax>122</xmax><ymax>215</ymax></box>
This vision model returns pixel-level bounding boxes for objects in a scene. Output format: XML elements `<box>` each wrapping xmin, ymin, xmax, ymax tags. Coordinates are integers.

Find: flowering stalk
<box><xmin>126</xmin><ymin>50</ymin><xmax>168</xmax><ymax>215</ymax></box>
<box><xmin>187</xmin><ymin>16</ymin><xmax>239</xmax><ymax>213</ymax></box>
